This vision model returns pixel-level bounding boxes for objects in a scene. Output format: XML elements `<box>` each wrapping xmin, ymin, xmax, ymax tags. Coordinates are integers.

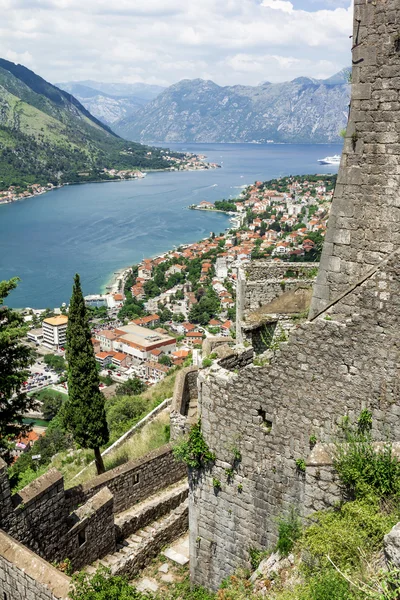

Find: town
<box><xmin>19</xmin><ymin>173</ymin><xmax>335</xmax><ymax>406</ymax></box>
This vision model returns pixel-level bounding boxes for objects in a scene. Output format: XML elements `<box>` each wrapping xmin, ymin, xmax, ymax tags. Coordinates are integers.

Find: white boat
<box><xmin>317</xmin><ymin>155</ymin><xmax>341</xmax><ymax>165</ymax></box>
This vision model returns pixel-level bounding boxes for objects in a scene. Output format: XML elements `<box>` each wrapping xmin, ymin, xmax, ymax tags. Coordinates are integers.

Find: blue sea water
<box><xmin>0</xmin><ymin>142</ymin><xmax>341</xmax><ymax>308</ymax></box>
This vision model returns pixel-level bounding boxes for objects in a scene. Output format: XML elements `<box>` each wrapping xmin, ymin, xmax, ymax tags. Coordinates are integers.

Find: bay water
<box><xmin>0</xmin><ymin>143</ymin><xmax>341</xmax><ymax>308</ymax></box>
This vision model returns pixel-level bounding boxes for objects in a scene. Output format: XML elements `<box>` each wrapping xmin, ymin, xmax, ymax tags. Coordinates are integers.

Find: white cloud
<box><xmin>0</xmin><ymin>0</ymin><xmax>353</xmax><ymax>87</ymax></box>
<box><xmin>261</xmin><ymin>0</ymin><xmax>294</xmax><ymax>13</ymax></box>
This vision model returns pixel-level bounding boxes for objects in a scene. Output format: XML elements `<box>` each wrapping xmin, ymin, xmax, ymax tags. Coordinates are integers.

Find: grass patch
<box><xmin>60</xmin><ymin>411</ymin><xmax>170</xmax><ymax>488</ymax></box>
<box><xmin>28</xmin><ymin>387</ymin><xmax>69</xmax><ymax>401</ymax></box>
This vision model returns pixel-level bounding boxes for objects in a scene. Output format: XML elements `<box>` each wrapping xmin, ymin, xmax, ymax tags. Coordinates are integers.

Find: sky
<box><xmin>0</xmin><ymin>0</ymin><xmax>353</xmax><ymax>88</ymax></box>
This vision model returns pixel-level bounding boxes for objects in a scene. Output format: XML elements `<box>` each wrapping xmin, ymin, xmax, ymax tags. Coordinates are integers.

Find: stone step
<box><xmin>84</xmin><ymin>499</ymin><xmax>188</xmax><ymax>578</ymax></box>
<box><xmin>114</xmin><ymin>480</ymin><xmax>188</xmax><ymax>542</ymax></box>
<box><xmin>162</xmin><ymin>547</ymin><xmax>189</xmax><ymax>566</ymax></box>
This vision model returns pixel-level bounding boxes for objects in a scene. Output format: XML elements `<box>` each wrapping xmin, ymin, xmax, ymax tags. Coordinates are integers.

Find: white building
<box><xmin>215</xmin><ymin>257</ymin><xmax>228</xmax><ymax>279</ymax></box>
<box><xmin>27</xmin><ymin>328</ymin><xmax>44</xmax><ymax>345</ymax></box>
<box><xmin>113</xmin><ymin>324</ymin><xmax>176</xmax><ymax>364</ymax></box>
<box><xmin>42</xmin><ymin>315</ymin><xmax>68</xmax><ymax>349</ymax></box>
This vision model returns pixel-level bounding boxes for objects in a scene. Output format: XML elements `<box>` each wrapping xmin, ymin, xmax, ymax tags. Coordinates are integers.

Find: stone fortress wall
<box><xmin>0</xmin><ymin>444</ymin><xmax>186</xmax><ymax>598</ymax></box>
<box><xmin>0</xmin><ymin>529</ymin><xmax>70</xmax><ymax>600</ymax></box>
<box><xmin>190</xmin><ymin>0</ymin><xmax>400</xmax><ymax>590</ymax></box>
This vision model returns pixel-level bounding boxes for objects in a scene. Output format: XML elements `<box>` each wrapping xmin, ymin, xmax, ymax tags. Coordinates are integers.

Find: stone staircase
<box><xmin>84</xmin><ymin>479</ymin><xmax>189</xmax><ymax>579</ymax></box>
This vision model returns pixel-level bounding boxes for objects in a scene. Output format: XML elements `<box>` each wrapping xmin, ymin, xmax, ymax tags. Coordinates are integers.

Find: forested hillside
<box><xmin>0</xmin><ymin>59</ymin><xmax>180</xmax><ymax>190</ymax></box>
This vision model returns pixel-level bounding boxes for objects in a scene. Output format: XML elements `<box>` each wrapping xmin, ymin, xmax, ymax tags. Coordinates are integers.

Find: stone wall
<box><xmin>66</xmin><ymin>445</ymin><xmax>185</xmax><ymax>515</ymax></box>
<box><xmin>0</xmin><ymin>444</ymin><xmax>185</xmax><ymax>573</ymax></box>
<box><xmin>0</xmin><ymin>529</ymin><xmax>70</xmax><ymax>600</ymax></box>
<box><xmin>236</xmin><ymin>262</ymin><xmax>317</xmax><ymax>347</ymax></box>
<box><xmin>115</xmin><ymin>481</ymin><xmax>188</xmax><ymax>542</ymax></box>
<box><xmin>112</xmin><ymin>500</ymin><xmax>189</xmax><ymax>579</ymax></box>
<box><xmin>310</xmin><ymin>0</ymin><xmax>400</xmax><ymax>318</ymax></box>
<box><xmin>65</xmin><ymin>487</ymin><xmax>116</xmax><ymax>572</ymax></box>
<box><xmin>191</xmin><ymin>250</ymin><xmax>400</xmax><ymax>589</ymax></box>
<box><xmin>0</xmin><ymin>460</ymin><xmax>116</xmax><ymax>571</ymax></box>
<box><xmin>240</xmin><ymin>262</ymin><xmax>318</xmax><ymax>315</ymax></box>
<box><xmin>170</xmin><ymin>367</ymin><xmax>199</xmax><ymax>440</ymax></box>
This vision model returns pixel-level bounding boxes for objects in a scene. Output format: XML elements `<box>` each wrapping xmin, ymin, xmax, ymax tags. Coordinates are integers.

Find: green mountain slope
<box><xmin>0</xmin><ymin>59</ymin><xmax>178</xmax><ymax>190</ymax></box>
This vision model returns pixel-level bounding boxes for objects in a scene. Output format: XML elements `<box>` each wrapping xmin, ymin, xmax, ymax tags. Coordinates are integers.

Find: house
<box><xmin>95</xmin><ymin>351</ymin><xmax>116</xmax><ymax>368</ymax></box>
<box><xmin>166</xmin><ymin>264</ymin><xmax>186</xmax><ymax>276</ymax></box>
<box><xmin>144</xmin><ymin>361</ymin><xmax>170</xmax><ymax>384</ymax></box>
<box><xmin>132</xmin><ymin>314</ymin><xmax>160</xmax><ymax>328</ymax></box>
<box><xmin>185</xmin><ymin>331</ymin><xmax>204</xmax><ymax>348</ymax></box>
<box><xmin>95</xmin><ymin>330</ymin><xmax>119</xmax><ymax>351</ymax></box>
<box><xmin>112</xmin><ymin>324</ymin><xmax>176</xmax><ymax>364</ymax></box>
<box><xmin>274</xmin><ymin>243</ymin><xmax>290</xmax><ymax>255</ymax></box>
<box><xmin>150</xmin><ymin>348</ymin><xmax>164</xmax><ymax>360</ymax></box>
<box><xmin>111</xmin><ymin>352</ymin><xmax>130</xmax><ymax>368</ymax></box>
<box><xmin>182</xmin><ymin>322</ymin><xmax>197</xmax><ymax>333</ymax></box>
<box><xmin>209</xmin><ymin>318</ymin><xmax>222</xmax><ymax>330</ymax></box>
<box><xmin>91</xmin><ymin>338</ymin><xmax>101</xmax><ymax>354</ymax></box>
<box><xmin>172</xmin><ymin>349</ymin><xmax>190</xmax><ymax>366</ymax></box>
<box><xmin>303</xmin><ymin>239</ymin><xmax>316</xmax><ymax>252</ymax></box>
<box><xmin>221</xmin><ymin>320</ymin><xmax>233</xmax><ymax>336</ymax></box>
<box><xmin>131</xmin><ymin>284</ymin><xmax>145</xmax><ymax>300</ymax></box>
<box><xmin>14</xmin><ymin>430</ymin><xmax>40</xmax><ymax>458</ymax></box>
<box><xmin>138</xmin><ymin>260</ymin><xmax>153</xmax><ymax>280</ymax></box>
<box><xmin>27</xmin><ymin>328</ymin><xmax>44</xmax><ymax>345</ymax></box>
<box><xmin>198</xmin><ymin>201</ymin><xmax>214</xmax><ymax>209</ymax></box>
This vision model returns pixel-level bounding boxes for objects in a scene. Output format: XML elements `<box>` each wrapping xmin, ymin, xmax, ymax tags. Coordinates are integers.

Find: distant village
<box><xmin>0</xmin><ymin>152</ymin><xmax>219</xmax><ymax>205</ymax></box>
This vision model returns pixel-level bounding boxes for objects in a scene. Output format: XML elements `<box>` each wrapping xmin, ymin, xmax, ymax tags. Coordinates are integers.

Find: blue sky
<box><xmin>296</xmin><ymin>0</ymin><xmax>350</xmax><ymax>9</ymax></box>
<box><xmin>0</xmin><ymin>0</ymin><xmax>353</xmax><ymax>87</ymax></box>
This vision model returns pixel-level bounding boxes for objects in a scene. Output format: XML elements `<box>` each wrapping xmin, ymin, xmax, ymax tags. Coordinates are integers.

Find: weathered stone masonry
<box><xmin>190</xmin><ymin>1</ymin><xmax>400</xmax><ymax>590</ymax></box>
<box><xmin>0</xmin><ymin>444</ymin><xmax>186</xmax><ymax>579</ymax></box>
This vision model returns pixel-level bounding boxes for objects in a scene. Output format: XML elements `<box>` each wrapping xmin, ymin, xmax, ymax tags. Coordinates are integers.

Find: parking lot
<box><xmin>24</xmin><ymin>360</ymin><xmax>60</xmax><ymax>392</ymax></box>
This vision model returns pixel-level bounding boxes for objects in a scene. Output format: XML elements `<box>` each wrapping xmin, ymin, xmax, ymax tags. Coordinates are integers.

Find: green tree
<box><xmin>40</xmin><ymin>390</ymin><xmax>63</xmax><ymax>421</ymax></box>
<box><xmin>116</xmin><ymin>377</ymin><xmax>146</xmax><ymax>397</ymax></box>
<box><xmin>159</xmin><ymin>354</ymin><xmax>172</xmax><ymax>367</ymax></box>
<box><xmin>44</xmin><ymin>353</ymin><xmax>66</xmax><ymax>373</ymax></box>
<box><xmin>0</xmin><ymin>278</ymin><xmax>35</xmax><ymax>459</ymax></box>
<box><xmin>63</xmin><ymin>274</ymin><xmax>109</xmax><ymax>475</ymax></box>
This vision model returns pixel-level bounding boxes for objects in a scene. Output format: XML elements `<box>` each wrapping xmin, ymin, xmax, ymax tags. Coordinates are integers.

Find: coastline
<box><xmin>101</xmin><ymin>209</ymin><xmax>238</xmax><ymax>297</ymax></box>
<box><xmin>0</xmin><ymin>164</ymin><xmax>220</xmax><ymax>208</ymax></box>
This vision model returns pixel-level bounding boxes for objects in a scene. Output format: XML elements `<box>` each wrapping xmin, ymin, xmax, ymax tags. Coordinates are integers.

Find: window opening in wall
<box><xmin>258</xmin><ymin>408</ymin><xmax>272</xmax><ymax>432</ymax></box>
<box><xmin>4</xmin><ymin>593</ymin><xmax>8</xmax><ymax>600</ymax></box>
<box><xmin>78</xmin><ymin>528</ymin><xmax>86</xmax><ymax>547</ymax></box>
<box><xmin>133</xmin><ymin>472</ymin><xmax>140</xmax><ymax>485</ymax></box>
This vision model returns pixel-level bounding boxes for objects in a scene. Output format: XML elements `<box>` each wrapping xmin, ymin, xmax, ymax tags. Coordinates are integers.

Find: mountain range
<box><xmin>111</xmin><ymin>69</ymin><xmax>351</xmax><ymax>144</ymax></box>
<box><xmin>0</xmin><ymin>60</ymin><xmax>175</xmax><ymax>190</ymax></box>
<box><xmin>56</xmin><ymin>81</ymin><xmax>165</xmax><ymax>126</ymax></box>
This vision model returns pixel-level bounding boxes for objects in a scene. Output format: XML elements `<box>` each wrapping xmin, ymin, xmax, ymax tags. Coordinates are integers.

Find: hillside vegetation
<box><xmin>0</xmin><ymin>59</ymin><xmax>180</xmax><ymax>190</ymax></box>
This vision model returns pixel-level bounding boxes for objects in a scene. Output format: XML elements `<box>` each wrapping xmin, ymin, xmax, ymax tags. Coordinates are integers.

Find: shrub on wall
<box><xmin>173</xmin><ymin>421</ymin><xmax>215</xmax><ymax>469</ymax></box>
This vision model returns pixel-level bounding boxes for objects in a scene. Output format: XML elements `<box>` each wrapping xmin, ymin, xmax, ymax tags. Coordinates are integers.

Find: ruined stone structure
<box><xmin>236</xmin><ymin>261</ymin><xmax>317</xmax><ymax>352</ymax></box>
<box><xmin>190</xmin><ymin>0</ymin><xmax>400</xmax><ymax>590</ymax></box>
<box><xmin>0</xmin><ymin>445</ymin><xmax>187</xmax><ymax>598</ymax></box>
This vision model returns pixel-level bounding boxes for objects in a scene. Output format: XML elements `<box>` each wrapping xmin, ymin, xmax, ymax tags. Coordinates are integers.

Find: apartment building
<box><xmin>42</xmin><ymin>316</ymin><xmax>68</xmax><ymax>349</ymax></box>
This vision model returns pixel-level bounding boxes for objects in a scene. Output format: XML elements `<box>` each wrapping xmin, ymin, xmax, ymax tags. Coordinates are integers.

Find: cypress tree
<box><xmin>64</xmin><ymin>274</ymin><xmax>109</xmax><ymax>474</ymax></box>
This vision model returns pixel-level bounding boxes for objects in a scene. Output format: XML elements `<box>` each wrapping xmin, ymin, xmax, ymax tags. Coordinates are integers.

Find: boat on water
<box><xmin>317</xmin><ymin>155</ymin><xmax>341</xmax><ymax>165</ymax></box>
